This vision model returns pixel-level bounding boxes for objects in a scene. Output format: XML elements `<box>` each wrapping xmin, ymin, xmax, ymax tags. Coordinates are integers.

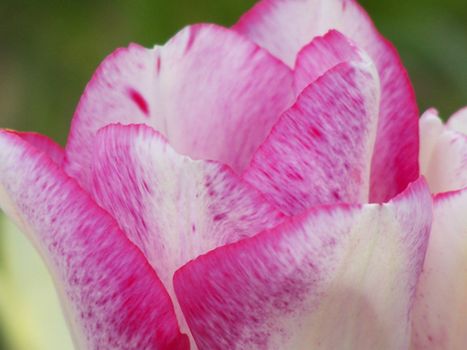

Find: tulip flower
<box><xmin>0</xmin><ymin>0</ymin><xmax>464</xmax><ymax>349</ymax></box>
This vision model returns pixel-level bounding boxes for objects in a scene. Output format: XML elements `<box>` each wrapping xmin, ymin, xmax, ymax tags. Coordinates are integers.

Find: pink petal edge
<box><xmin>0</xmin><ymin>129</ymin><xmax>189</xmax><ymax>350</ymax></box>
<box><xmin>294</xmin><ymin>29</ymin><xmax>364</xmax><ymax>95</ymax></box>
<box><xmin>174</xmin><ymin>178</ymin><xmax>432</xmax><ymax>349</ymax></box>
<box><xmin>9</xmin><ymin>131</ymin><xmax>65</xmax><ymax>166</ymax></box>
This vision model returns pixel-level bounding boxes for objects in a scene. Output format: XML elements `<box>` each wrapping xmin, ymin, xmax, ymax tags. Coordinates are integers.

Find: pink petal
<box><xmin>419</xmin><ymin>109</ymin><xmax>467</xmax><ymax>193</ymax></box>
<box><xmin>0</xmin><ymin>130</ymin><xmax>188</xmax><ymax>350</ymax></box>
<box><xmin>243</xmin><ymin>58</ymin><xmax>379</xmax><ymax>215</ymax></box>
<box><xmin>174</xmin><ymin>178</ymin><xmax>432</xmax><ymax>349</ymax></box>
<box><xmin>446</xmin><ymin>106</ymin><xmax>467</xmax><ymax>134</ymax></box>
<box><xmin>294</xmin><ymin>30</ymin><xmax>364</xmax><ymax>94</ymax></box>
<box><xmin>91</xmin><ymin>124</ymin><xmax>285</xmax><ymax>336</ymax></box>
<box><xmin>65</xmin><ymin>24</ymin><xmax>294</xmax><ymax>189</ymax></box>
<box><xmin>412</xmin><ymin>188</ymin><xmax>467</xmax><ymax>348</ymax></box>
<box><xmin>234</xmin><ymin>0</ymin><xmax>419</xmax><ymax>203</ymax></box>
<box><xmin>11</xmin><ymin>131</ymin><xmax>64</xmax><ymax>166</ymax></box>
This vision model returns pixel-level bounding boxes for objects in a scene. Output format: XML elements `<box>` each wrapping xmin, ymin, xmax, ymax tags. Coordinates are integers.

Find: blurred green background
<box><xmin>0</xmin><ymin>1</ymin><xmax>466</xmax><ymax>349</ymax></box>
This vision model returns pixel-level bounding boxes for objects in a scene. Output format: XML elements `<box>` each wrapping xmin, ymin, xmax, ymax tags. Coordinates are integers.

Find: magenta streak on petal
<box><xmin>244</xmin><ymin>60</ymin><xmax>379</xmax><ymax>215</ymax></box>
<box><xmin>64</xmin><ymin>24</ymin><xmax>294</xmax><ymax>191</ymax></box>
<box><xmin>233</xmin><ymin>0</ymin><xmax>419</xmax><ymax>203</ymax></box>
<box><xmin>91</xmin><ymin>123</ymin><xmax>285</xmax><ymax>341</ymax></box>
<box><xmin>0</xmin><ymin>130</ymin><xmax>189</xmax><ymax>350</ymax></box>
<box><xmin>174</xmin><ymin>178</ymin><xmax>432</xmax><ymax>349</ymax></box>
<box><xmin>128</xmin><ymin>87</ymin><xmax>150</xmax><ymax>116</ymax></box>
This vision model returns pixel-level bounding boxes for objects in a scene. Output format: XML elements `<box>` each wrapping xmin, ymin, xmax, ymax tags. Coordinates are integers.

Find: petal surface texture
<box><xmin>234</xmin><ymin>0</ymin><xmax>419</xmax><ymax>202</ymax></box>
<box><xmin>65</xmin><ymin>24</ymin><xmax>294</xmax><ymax>189</ymax></box>
<box><xmin>244</xmin><ymin>55</ymin><xmax>380</xmax><ymax>215</ymax></box>
<box><xmin>0</xmin><ymin>130</ymin><xmax>188</xmax><ymax>350</ymax></box>
<box><xmin>174</xmin><ymin>178</ymin><xmax>432</xmax><ymax>350</ymax></box>
<box><xmin>420</xmin><ymin>109</ymin><xmax>467</xmax><ymax>193</ymax></box>
<box><xmin>13</xmin><ymin>131</ymin><xmax>64</xmax><ymax>166</ymax></box>
<box><xmin>412</xmin><ymin>189</ymin><xmax>467</xmax><ymax>349</ymax></box>
<box><xmin>91</xmin><ymin>124</ymin><xmax>285</xmax><ymax>333</ymax></box>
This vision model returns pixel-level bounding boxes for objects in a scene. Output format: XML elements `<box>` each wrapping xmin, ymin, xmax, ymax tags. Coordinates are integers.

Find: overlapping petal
<box><xmin>244</xmin><ymin>53</ymin><xmax>379</xmax><ymax>215</ymax></box>
<box><xmin>2</xmin><ymin>1</ymin><xmax>462</xmax><ymax>348</ymax></box>
<box><xmin>92</xmin><ymin>123</ymin><xmax>285</xmax><ymax>286</ymax></box>
<box><xmin>91</xmin><ymin>123</ymin><xmax>286</xmax><ymax>338</ymax></box>
<box><xmin>411</xmin><ymin>189</ymin><xmax>467</xmax><ymax>349</ymax></box>
<box><xmin>234</xmin><ymin>0</ymin><xmax>419</xmax><ymax>203</ymax></box>
<box><xmin>0</xmin><ymin>130</ymin><xmax>188</xmax><ymax>349</ymax></box>
<box><xmin>65</xmin><ymin>24</ymin><xmax>294</xmax><ymax>189</ymax></box>
<box><xmin>174</xmin><ymin>178</ymin><xmax>432</xmax><ymax>350</ymax></box>
<box><xmin>413</xmin><ymin>107</ymin><xmax>467</xmax><ymax>348</ymax></box>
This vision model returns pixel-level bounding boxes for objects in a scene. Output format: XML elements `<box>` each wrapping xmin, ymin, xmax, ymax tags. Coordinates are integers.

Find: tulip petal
<box><xmin>419</xmin><ymin>109</ymin><xmax>444</xmax><ymax>176</ymax></box>
<box><xmin>412</xmin><ymin>189</ymin><xmax>467</xmax><ymax>349</ymax></box>
<box><xmin>91</xmin><ymin>124</ymin><xmax>285</xmax><ymax>335</ymax></box>
<box><xmin>0</xmin><ymin>130</ymin><xmax>189</xmax><ymax>350</ymax></box>
<box><xmin>65</xmin><ymin>24</ymin><xmax>294</xmax><ymax>189</ymax></box>
<box><xmin>446</xmin><ymin>106</ymin><xmax>467</xmax><ymax>134</ymax></box>
<box><xmin>174</xmin><ymin>178</ymin><xmax>432</xmax><ymax>350</ymax></box>
<box><xmin>92</xmin><ymin>123</ymin><xmax>284</xmax><ymax>284</ymax></box>
<box><xmin>294</xmin><ymin>30</ymin><xmax>363</xmax><ymax>94</ymax></box>
<box><xmin>420</xmin><ymin>110</ymin><xmax>467</xmax><ymax>193</ymax></box>
<box><xmin>244</xmin><ymin>58</ymin><xmax>379</xmax><ymax>215</ymax></box>
<box><xmin>234</xmin><ymin>0</ymin><xmax>419</xmax><ymax>203</ymax></box>
<box><xmin>10</xmin><ymin>131</ymin><xmax>64</xmax><ymax>166</ymax></box>
<box><xmin>426</xmin><ymin>131</ymin><xmax>467</xmax><ymax>193</ymax></box>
